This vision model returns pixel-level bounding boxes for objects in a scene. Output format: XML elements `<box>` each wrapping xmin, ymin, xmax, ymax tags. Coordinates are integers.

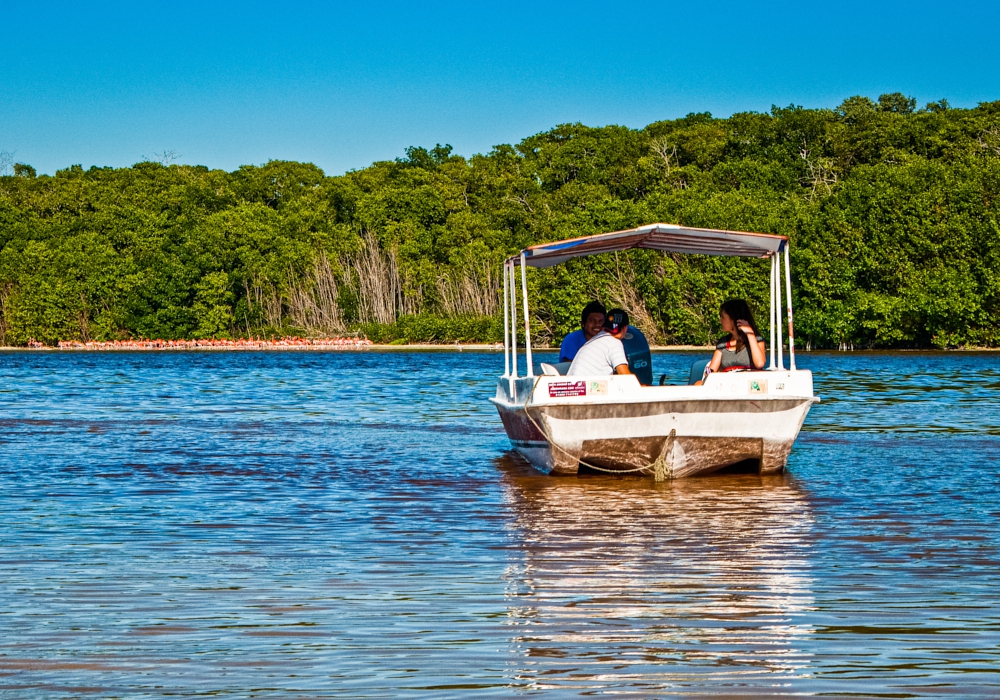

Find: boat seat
<box><xmin>689</xmin><ymin>358</ymin><xmax>711</xmax><ymax>385</ymax></box>
<box><xmin>540</xmin><ymin>361</ymin><xmax>572</xmax><ymax>376</ymax></box>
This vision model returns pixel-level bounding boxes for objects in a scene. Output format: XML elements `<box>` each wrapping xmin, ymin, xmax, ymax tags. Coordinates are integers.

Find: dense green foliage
<box><xmin>3</xmin><ymin>93</ymin><xmax>1000</xmax><ymax>347</ymax></box>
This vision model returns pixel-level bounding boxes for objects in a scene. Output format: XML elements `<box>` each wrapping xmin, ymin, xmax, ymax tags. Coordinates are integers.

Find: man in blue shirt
<box><xmin>559</xmin><ymin>301</ymin><xmax>606</xmax><ymax>362</ymax></box>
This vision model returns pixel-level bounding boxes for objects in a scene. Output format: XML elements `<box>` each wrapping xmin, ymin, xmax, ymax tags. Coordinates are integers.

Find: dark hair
<box><xmin>580</xmin><ymin>301</ymin><xmax>606</xmax><ymax>327</ymax></box>
<box><xmin>604</xmin><ymin>308</ymin><xmax>630</xmax><ymax>334</ymax></box>
<box><xmin>719</xmin><ymin>299</ymin><xmax>760</xmax><ymax>350</ymax></box>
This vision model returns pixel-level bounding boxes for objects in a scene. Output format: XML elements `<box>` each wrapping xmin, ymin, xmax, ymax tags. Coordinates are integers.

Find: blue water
<box><xmin>1</xmin><ymin>350</ymin><xmax>998</xmax><ymax>698</ymax></box>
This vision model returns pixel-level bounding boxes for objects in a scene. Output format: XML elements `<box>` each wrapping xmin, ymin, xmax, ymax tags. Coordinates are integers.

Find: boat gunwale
<box><xmin>490</xmin><ymin>394</ymin><xmax>820</xmax><ymax>410</ymax></box>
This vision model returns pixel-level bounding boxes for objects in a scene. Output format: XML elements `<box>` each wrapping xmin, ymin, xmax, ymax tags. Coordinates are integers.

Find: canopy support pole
<box><xmin>520</xmin><ymin>253</ymin><xmax>533</xmax><ymax>376</ymax></box>
<box><xmin>784</xmin><ymin>247</ymin><xmax>796</xmax><ymax>370</ymax></box>
<box><xmin>776</xmin><ymin>250</ymin><xmax>784</xmax><ymax>370</ymax></box>
<box><xmin>502</xmin><ymin>260</ymin><xmax>510</xmax><ymax>378</ymax></box>
<box><xmin>769</xmin><ymin>253</ymin><xmax>776</xmax><ymax>370</ymax></box>
<box><xmin>509</xmin><ymin>261</ymin><xmax>518</xmax><ymax>380</ymax></box>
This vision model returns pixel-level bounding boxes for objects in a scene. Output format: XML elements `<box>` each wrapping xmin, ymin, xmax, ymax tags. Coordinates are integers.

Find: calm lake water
<box><xmin>1</xmin><ymin>350</ymin><xmax>999</xmax><ymax>698</ymax></box>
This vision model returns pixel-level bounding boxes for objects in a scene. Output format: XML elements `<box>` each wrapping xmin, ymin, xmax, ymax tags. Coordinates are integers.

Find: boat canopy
<box><xmin>511</xmin><ymin>223</ymin><xmax>787</xmax><ymax>268</ymax></box>
<box><xmin>501</xmin><ymin>222</ymin><xmax>797</xmax><ymax>381</ymax></box>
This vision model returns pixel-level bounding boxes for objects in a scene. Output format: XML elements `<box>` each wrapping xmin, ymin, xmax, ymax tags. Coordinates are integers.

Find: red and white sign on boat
<box><xmin>548</xmin><ymin>381</ymin><xmax>587</xmax><ymax>398</ymax></box>
<box><xmin>489</xmin><ymin>223</ymin><xmax>819</xmax><ymax>478</ymax></box>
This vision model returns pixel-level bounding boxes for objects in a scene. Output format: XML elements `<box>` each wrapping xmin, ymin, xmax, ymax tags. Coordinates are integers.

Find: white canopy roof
<box><xmin>512</xmin><ymin>223</ymin><xmax>787</xmax><ymax>268</ymax></box>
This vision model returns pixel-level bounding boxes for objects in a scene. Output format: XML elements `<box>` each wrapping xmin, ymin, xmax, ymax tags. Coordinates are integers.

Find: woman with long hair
<box><xmin>694</xmin><ymin>299</ymin><xmax>767</xmax><ymax>385</ymax></box>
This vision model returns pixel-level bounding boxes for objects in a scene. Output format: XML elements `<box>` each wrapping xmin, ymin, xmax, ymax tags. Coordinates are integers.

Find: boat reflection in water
<box><xmin>497</xmin><ymin>453</ymin><xmax>816</xmax><ymax>694</ymax></box>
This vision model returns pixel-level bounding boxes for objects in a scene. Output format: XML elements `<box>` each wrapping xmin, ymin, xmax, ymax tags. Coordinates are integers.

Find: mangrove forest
<box><xmin>2</xmin><ymin>92</ymin><xmax>999</xmax><ymax>348</ymax></box>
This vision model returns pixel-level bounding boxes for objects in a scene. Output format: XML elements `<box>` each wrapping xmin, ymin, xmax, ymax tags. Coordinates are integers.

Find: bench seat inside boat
<box><xmin>689</xmin><ymin>358</ymin><xmax>710</xmax><ymax>385</ymax></box>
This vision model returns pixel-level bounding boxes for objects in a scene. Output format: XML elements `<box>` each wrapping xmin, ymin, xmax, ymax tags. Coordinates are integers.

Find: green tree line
<box><xmin>2</xmin><ymin>93</ymin><xmax>999</xmax><ymax>348</ymax></box>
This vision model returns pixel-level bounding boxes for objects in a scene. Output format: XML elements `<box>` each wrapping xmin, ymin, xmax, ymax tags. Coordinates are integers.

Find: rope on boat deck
<box><xmin>519</xmin><ymin>376</ymin><xmax>673</xmax><ymax>481</ymax></box>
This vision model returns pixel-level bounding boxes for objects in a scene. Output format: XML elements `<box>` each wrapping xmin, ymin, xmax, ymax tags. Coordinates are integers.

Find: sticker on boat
<box><xmin>548</xmin><ymin>381</ymin><xmax>587</xmax><ymax>397</ymax></box>
<box><xmin>589</xmin><ymin>380</ymin><xmax>607</xmax><ymax>396</ymax></box>
<box><xmin>749</xmin><ymin>379</ymin><xmax>768</xmax><ymax>394</ymax></box>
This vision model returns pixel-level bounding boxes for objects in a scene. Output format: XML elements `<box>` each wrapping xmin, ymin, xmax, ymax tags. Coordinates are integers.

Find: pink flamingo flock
<box><xmin>37</xmin><ymin>336</ymin><xmax>373</xmax><ymax>350</ymax></box>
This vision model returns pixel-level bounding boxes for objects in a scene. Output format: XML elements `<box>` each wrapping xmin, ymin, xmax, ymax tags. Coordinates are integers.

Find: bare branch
<box><xmin>506</xmin><ymin>192</ymin><xmax>534</xmax><ymax>213</ymax></box>
<box><xmin>799</xmin><ymin>139</ymin><xmax>838</xmax><ymax>198</ymax></box>
<box><xmin>977</xmin><ymin>126</ymin><xmax>1000</xmax><ymax>157</ymax></box>
<box><xmin>142</xmin><ymin>150</ymin><xmax>182</xmax><ymax>166</ymax></box>
<box><xmin>157</xmin><ymin>150</ymin><xmax>181</xmax><ymax>166</ymax></box>
<box><xmin>605</xmin><ymin>253</ymin><xmax>661</xmax><ymax>343</ymax></box>
<box><xmin>650</xmin><ymin>137</ymin><xmax>678</xmax><ymax>173</ymax></box>
<box><xmin>286</xmin><ymin>252</ymin><xmax>346</xmax><ymax>334</ymax></box>
<box><xmin>349</xmin><ymin>230</ymin><xmax>406</xmax><ymax>324</ymax></box>
<box><xmin>436</xmin><ymin>262</ymin><xmax>500</xmax><ymax>317</ymax></box>
<box><xmin>0</xmin><ymin>150</ymin><xmax>15</xmax><ymax>176</ymax></box>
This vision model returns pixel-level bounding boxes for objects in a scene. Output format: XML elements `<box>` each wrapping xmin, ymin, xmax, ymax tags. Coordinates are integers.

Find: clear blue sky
<box><xmin>3</xmin><ymin>0</ymin><xmax>999</xmax><ymax>176</ymax></box>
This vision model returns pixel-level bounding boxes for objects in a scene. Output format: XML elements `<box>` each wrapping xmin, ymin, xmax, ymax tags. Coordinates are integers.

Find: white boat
<box><xmin>490</xmin><ymin>223</ymin><xmax>819</xmax><ymax>478</ymax></box>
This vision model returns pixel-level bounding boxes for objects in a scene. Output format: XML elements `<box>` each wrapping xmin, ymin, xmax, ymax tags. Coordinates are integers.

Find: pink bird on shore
<box><xmin>52</xmin><ymin>336</ymin><xmax>372</xmax><ymax>351</ymax></box>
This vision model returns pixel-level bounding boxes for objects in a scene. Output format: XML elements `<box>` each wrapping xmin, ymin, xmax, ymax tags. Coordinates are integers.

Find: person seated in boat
<box><xmin>559</xmin><ymin>301</ymin><xmax>607</xmax><ymax>362</ymax></box>
<box><xmin>567</xmin><ymin>309</ymin><xmax>633</xmax><ymax>376</ymax></box>
<box><xmin>695</xmin><ymin>299</ymin><xmax>767</xmax><ymax>385</ymax></box>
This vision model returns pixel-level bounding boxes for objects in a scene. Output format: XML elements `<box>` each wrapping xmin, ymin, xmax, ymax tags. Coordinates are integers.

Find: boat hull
<box><xmin>492</xmin><ymin>372</ymin><xmax>817</xmax><ymax>478</ymax></box>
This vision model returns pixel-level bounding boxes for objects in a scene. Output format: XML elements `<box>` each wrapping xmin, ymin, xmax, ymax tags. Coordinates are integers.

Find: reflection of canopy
<box><xmin>512</xmin><ymin>223</ymin><xmax>787</xmax><ymax>268</ymax></box>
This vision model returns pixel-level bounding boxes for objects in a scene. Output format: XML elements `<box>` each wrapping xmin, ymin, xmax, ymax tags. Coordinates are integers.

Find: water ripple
<box><xmin>0</xmin><ymin>350</ymin><xmax>998</xmax><ymax>697</ymax></box>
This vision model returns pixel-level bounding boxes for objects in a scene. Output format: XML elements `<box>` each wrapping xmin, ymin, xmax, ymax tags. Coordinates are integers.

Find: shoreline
<box><xmin>2</xmin><ymin>343</ymin><xmax>999</xmax><ymax>353</ymax></box>
<box><xmin>0</xmin><ymin>343</ymin><xmax>704</xmax><ymax>353</ymax></box>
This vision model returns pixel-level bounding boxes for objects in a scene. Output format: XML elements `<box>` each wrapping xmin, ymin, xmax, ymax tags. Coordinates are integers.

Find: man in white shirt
<box><xmin>567</xmin><ymin>309</ymin><xmax>632</xmax><ymax>376</ymax></box>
